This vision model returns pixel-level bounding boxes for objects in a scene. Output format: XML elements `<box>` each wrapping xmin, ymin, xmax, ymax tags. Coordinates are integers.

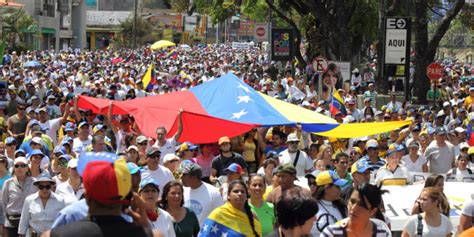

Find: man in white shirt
<box><xmin>424</xmin><ymin>127</ymin><xmax>455</xmax><ymax>174</ymax></box>
<box><xmin>38</xmin><ymin>103</ymin><xmax>70</xmax><ymax>146</ymax></box>
<box><xmin>72</xmin><ymin>121</ymin><xmax>92</xmax><ymax>156</ymax></box>
<box><xmin>279</xmin><ymin>133</ymin><xmax>312</xmax><ymax>177</ymax></box>
<box><xmin>152</xmin><ymin>110</ymin><xmax>183</xmax><ymax>164</ymax></box>
<box><xmin>140</xmin><ymin>148</ymin><xmax>175</xmax><ymax>191</ymax></box>
<box><xmin>180</xmin><ymin>163</ymin><xmax>224</xmax><ymax>226</ymax></box>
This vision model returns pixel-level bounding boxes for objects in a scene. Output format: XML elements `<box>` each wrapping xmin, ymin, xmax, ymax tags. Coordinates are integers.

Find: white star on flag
<box><xmin>237</xmin><ymin>95</ymin><xmax>252</xmax><ymax>104</ymax></box>
<box><xmin>237</xmin><ymin>84</ymin><xmax>251</xmax><ymax>93</ymax></box>
<box><xmin>202</xmin><ymin>224</ymin><xmax>209</xmax><ymax>232</ymax></box>
<box><xmin>221</xmin><ymin>232</ymin><xmax>228</xmax><ymax>237</ymax></box>
<box><xmin>211</xmin><ymin>225</ymin><xmax>219</xmax><ymax>234</ymax></box>
<box><xmin>230</xmin><ymin>109</ymin><xmax>248</xmax><ymax>119</ymax></box>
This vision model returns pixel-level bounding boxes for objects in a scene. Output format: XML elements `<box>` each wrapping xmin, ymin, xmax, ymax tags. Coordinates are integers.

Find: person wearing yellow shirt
<box><xmin>463</xmin><ymin>87</ymin><xmax>474</xmax><ymax>110</ymax></box>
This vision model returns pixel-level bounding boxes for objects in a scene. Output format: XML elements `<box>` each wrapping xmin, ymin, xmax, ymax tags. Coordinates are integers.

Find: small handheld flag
<box><xmin>329</xmin><ymin>88</ymin><xmax>347</xmax><ymax>117</ymax></box>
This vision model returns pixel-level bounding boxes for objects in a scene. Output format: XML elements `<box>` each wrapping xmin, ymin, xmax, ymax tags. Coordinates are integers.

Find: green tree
<box><xmin>2</xmin><ymin>8</ymin><xmax>37</xmax><ymax>50</ymax></box>
<box><xmin>116</xmin><ymin>16</ymin><xmax>159</xmax><ymax>48</ymax></box>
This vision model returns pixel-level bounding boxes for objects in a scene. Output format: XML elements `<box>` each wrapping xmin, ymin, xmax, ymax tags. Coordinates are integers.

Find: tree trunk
<box><xmin>414</xmin><ymin>0</ymin><xmax>465</xmax><ymax>103</ymax></box>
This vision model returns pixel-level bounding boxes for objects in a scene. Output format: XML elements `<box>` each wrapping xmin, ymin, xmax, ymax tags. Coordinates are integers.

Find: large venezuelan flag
<box><xmin>77</xmin><ymin>73</ymin><xmax>411</xmax><ymax>143</ymax></box>
<box><xmin>199</xmin><ymin>202</ymin><xmax>262</xmax><ymax>237</ymax></box>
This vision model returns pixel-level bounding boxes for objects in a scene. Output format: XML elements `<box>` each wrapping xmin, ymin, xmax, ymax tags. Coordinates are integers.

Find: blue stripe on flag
<box><xmin>198</xmin><ymin>218</ymin><xmax>245</xmax><ymax>237</ymax></box>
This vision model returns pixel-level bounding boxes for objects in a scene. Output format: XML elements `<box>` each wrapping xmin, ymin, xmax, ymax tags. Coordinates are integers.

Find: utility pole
<box><xmin>132</xmin><ymin>0</ymin><xmax>138</xmax><ymax>48</ymax></box>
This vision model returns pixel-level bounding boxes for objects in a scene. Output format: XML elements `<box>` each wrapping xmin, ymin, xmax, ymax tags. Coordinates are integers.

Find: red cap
<box><xmin>82</xmin><ymin>158</ymin><xmax>131</xmax><ymax>205</ymax></box>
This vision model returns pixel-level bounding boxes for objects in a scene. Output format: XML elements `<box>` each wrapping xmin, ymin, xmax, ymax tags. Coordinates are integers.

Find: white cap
<box><xmin>454</xmin><ymin>127</ymin><xmax>466</xmax><ymax>133</ymax></box>
<box><xmin>68</xmin><ymin>159</ymin><xmax>78</xmax><ymax>168</ymax></box>
<box><xmin>286</xmin><ymin>133</ymin><xmax>299</xmax><ymax>143</ymax></box>
<box><xmin>302</xmin><ymin>101</ymin><xmax>310</xmax><ymax>107</ymax></box>
<box><xmin>443</xmin><ymin>101</ymin><xmax>451</xmax><ymax>107</ymax></box>
<box><xmin>14</xmin><ymin>157</ymin><xmax>28</xmax><ymax>165</ymax></box>
<box><xmin>31</xmin><ymin>137</ymin><xmax>43</xmax><ymax>145</ymax></box>
<box><xmin>163</xmin><ymin>153</ymin><xmax>180</xmax><ymax>163</ymax></box>
<box><xmin>460</xmin><ymin>142</ymin><xmax>469</xmax><ymax>150</ymax></box>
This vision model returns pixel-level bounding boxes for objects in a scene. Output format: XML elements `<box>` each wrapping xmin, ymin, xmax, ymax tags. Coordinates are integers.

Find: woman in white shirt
<box><xmin>402</xmin><ymin>187</ymin><xmax>453</xmax><ymax>237</ymax></box>
<box><xmin>401</xmin><ymin>141</ymin><xmax>428</xmax><ymax>173</ymax></box>
<box><xmin>446</xmin><ymin>154</ymin><xmax>473</xmax><ymax>182</ymax></box>
<box><xmin>139</xmin><ymin>177</ymin><xmax>176</xmax><ymax>237</ymax></box>
<box><xmin>18</xmin><ymin>175</ymin><xmax>66</xmax><ymax>237</ymax></box>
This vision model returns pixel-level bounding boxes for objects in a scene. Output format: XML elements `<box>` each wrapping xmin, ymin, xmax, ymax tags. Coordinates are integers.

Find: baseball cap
<box><xmin>14</xmin><ymin>156</ymin><xmax>28</xmax><ymax>165</ymax></box>
<box><xmin>139</xmin><ymin>177</ymin><xmax>159</xmax><ymax>192</ymax></box>
<box><xmin>218</xmin><ymin>136</ymin><xmax>230</xmax><ymax>145</ymax></box>
<box><xmin>225</xmin><ymin>163</ymin><xmax>243</xmax><ymax>175</ymax></box>
<box><xmin>163</xmin><ymin>153</ymin><xmax>180</xmax><ymax>163</ymax></box>
<box><xmin>68</xmin><ymin>159</ymin><xmax>78</xmax><ymax>168</ymax></box>
<box><xmin>82</xmin><ymin>153</ymin><xmax>131</xmax><ymax>205</ymax></box>
<box><xmin>179</xmin><ymin>142</ymin><xmax>198</xmax><ymax>152</ymax></box>
<box><xmin>78</xmin><ymin>121</ymin><xmax>89</xmax><ymax>128</ymax></box>
<box><xmin>28</xmin><ymin>149</ymin><xmax>44</xmax><ymax>159</ymax></box>
<box><xmin>178</xmin><ymin>163</ymin><xmax>203</xmax><ymax>178</ymax></box>
<box><xmin>434</xmin><ymin>127</ymin><xmax>447</xmax><ymax>135</ymax></box>
<box><xmin>275</xmin><ymin>163</ymin><xmax>297</xmax><ymax>176</ymax></box>
<box><xmin>31</xmin><ymin>137</ymin><xmax>43</xmax><ymax>145</ymax></box>
<box><xmin>266</xmin><ymin>150</ymin><xmax>279</xmax><ymax>159</ymax></box>
<box><xmin>126</xmin><ymin>145</ymin><xmax>138</xmax><ymax>152</ymax></box>
<box><xmin>64</xmin><ymin>122</ymin><xmax>75</xmax><ymax>132</ymax></box>
<box><xmin>286</xmin><ymin>133</ymin><xmax>299</xmax><ymax>143</ymax></box>
<box><xmin>93</xmin><ymin>124</ymin><xmax>105</xmax><ymax>134</ymax></box>
<box><xmin>408</xmin><ymin>141</ymin><xmax>420</xmax><ymax>148</ymax></box>
<box><xmin>136</xmin><ymin>135</ymin><xmax>148</xmax><ymax>144</ymax></box>
<box><xmin>29</xmin><ymin>119</ymin><xmax>40</xmax><ymax>127</ymax></box>
<box><xmin>454</xmin><ymin>127</ymin><xmax>466</xmax><ymax>133</ymax></box>
<box><xmin>146</xmin><ymin>148</ymin><xmax>161</xmax><ymax>157</ymax></box>
<box><xmin>443</xmin><ymin>101</ymin><xmax>451</xmax><ymax>107</ymax></box>
<box><xmin>58</xmin><ymin>154</ymin><xmax>72</xmax><ymax>162</ymax></box>
<box><xmin>127</xmin><ymin>162</ymin><xmax>141</xmax><ymax>175</ymax></box>
<box><xmin>366</xmin><ymin>139</ymin><xmax>379</xmax><ymax>148</ymax></box>
<box><xmin>305</xmin><ymin>170</ymin><xmax>322</xmax><ymax>179</ymax></box>
<box><xmin>5</xmin><ymin>137</ymin><xmax>16</xmax><ymax>145</ymax></box>
<box><xmin>459</xmin><ymin>142</ymin><xmax>469</xmax><ymax>150</ymax></box>
<box><xmin>351</xmin><ymin>159</ymin><xmax>371</xmax><ymax>174</ymax></box>
<box><xmin>469</xmin><ymin>147</ymin><xmax>474</xmax><ymax>155</ymax></box>
<box><xmin>376</xmin><ymin>133</ymin><xmax>389</xmax><ymax>141</ymax></box>
<box><xmin>316</xmin><ymin>170</ymin><xmax>348</xmax><ymax>187</ymax></box>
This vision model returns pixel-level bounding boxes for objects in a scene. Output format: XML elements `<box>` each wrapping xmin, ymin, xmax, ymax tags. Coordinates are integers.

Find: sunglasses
<box><xmin>148</xmin><ymin>155</ymin><xmax>160</xmax><ymax>159</ymax></box>
<box><xmin>17</xmin><ymin>107</ymin><xmax>26</xmax><ymax>110</ymax></box>
<box><xmin>38</xmin><ymin>184</ymin><xmax>52</xmax><ymax>190</ymax></box>
<box><xmin>138</xmin><ymin>142</ymin><xmax>148</xmax><ymax>146</ymax></box>
<box><xmin>288</xmin><ymin>141</ymin><xmax>298</xmax><ymax>144</ymax></box>
<box><xmin>14</xmin><ymin>164</ymin><xmax>27</xmax><ymax>168</ymax></box>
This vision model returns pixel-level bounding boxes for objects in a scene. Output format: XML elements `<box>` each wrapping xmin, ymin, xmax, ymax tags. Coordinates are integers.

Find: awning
<box><xmin>41</xmin><ymin>27</ymin><xmax>56</xmax><ymax>34</ymax></box>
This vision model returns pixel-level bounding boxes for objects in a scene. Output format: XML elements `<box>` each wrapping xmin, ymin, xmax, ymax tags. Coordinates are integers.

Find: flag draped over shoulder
<box><xmin>142</xmin><ymin>64</ymin><xmax>157</xmax><ymax>91</ymax></box>
<box><xmin>198</xmin><ymin>202</ymin><xmax>262</xmax><ymax>237</ymax></box>
<box><xmin>329</xmin><ymin>89</ymin><xmax>347</xmax><ymax>117</ymax></box>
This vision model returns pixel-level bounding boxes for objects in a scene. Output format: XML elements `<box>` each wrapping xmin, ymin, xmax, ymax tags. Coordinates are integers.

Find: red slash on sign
<box><xmin>426</xmin><ymin>63</ymin><xmax>444</xmax><ymax>81</ymax></box>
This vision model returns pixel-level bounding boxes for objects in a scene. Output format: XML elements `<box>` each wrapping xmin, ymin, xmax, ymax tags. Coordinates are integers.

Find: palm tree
<box><xmin>3</xmin><ymin>8</ymin><xmax>37</xmax><ymax>49</ymax></box>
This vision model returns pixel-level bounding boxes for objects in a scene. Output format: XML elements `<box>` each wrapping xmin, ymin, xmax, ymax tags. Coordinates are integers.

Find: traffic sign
<box><xmin>426</xmin><ymin>63</ymin><xmax>444</xmax><ymax>81</ymax></box>
<box><xmin>312</xmin><ymin>56</ymin><xmax>328</xmax><ymax>73</ymax></box>
<box><xmin>254</xmin><ymin>24</ymin><xmax>268</xmax><ymax>42</ymax></box>
<box><xmin>385</xmin><ymin>17</ymin><xmax>410</xmax><ymax>64</ymax></box>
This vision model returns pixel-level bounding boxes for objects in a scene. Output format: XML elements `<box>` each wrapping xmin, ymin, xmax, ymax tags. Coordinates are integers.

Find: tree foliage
<box><xmin>116</xmin><ymin>16</ymin><xmax>159</xmax><ymax>48</ymax></box>
<box><xmin>2</xmin><ymin>8</ymin><xmax>37</xmax><ymax>50</ymax></box>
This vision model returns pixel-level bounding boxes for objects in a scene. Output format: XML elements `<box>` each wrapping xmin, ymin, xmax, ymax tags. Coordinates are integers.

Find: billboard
<box><xmin>271</xmin><ymin>28</ymin><xmax>293</xmax><ymax>61</ymax></box>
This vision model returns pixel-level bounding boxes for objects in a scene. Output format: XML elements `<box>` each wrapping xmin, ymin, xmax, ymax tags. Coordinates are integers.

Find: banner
<box><xmin>271</xmin><ymin>28</ymin><xmax>293</xmax><ymax>61</ymax></box>
<box><xmin>231</xmin><ymin>42</ymin><xmax>250</xmax><ymax>49</ymax></box>
<box><xmin>382</xmin><ymin>182</ymin><xmax>474</xmax><ymax>231</ymax></box>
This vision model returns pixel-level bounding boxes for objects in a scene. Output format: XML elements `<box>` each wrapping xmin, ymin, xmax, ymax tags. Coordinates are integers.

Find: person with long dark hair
<box><xmin>411</xmin><ymin>174</ymin><xmax>450</xmax><ymax>217</ymax></box>
<box><xmin>199</xmin><ymin>180</ymin><xmax>261</xmax><ymax>236</ymax></box>
<box><xmin>160</xmin><ymin>181</ymin><xmax>199</xmax><ymax>237</ymax></box>
<box><xmin>321</xmin><ymin>183</ymin><xmax>391</xmax><ymax>236</ymax></box>
<box><xmin>311</xmin><ymin>170</ymin><xmax>348</xmax><ymax>236</ymax></box>
<box><xmin>248</xmin><ymin>174</ymin><xmax>275</xmax><ymax>236</ymax></box>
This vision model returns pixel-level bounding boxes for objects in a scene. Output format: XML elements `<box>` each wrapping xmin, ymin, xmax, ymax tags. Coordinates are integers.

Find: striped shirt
<box><xmin>360</xmin><ymin>156</ymin><xmax>386</xmax><ymax>172</ymax></box>
<box><xmin>321</xmin><ymin>218</ymin><xmax>392</xmax><ymax>237</ymax></box>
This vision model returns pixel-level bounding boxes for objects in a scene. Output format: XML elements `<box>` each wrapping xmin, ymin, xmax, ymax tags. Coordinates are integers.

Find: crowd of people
<box><xmin>0</xmin><ymin>43</ymin><xmax>472</xmax><ymax>237</ymax></box>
